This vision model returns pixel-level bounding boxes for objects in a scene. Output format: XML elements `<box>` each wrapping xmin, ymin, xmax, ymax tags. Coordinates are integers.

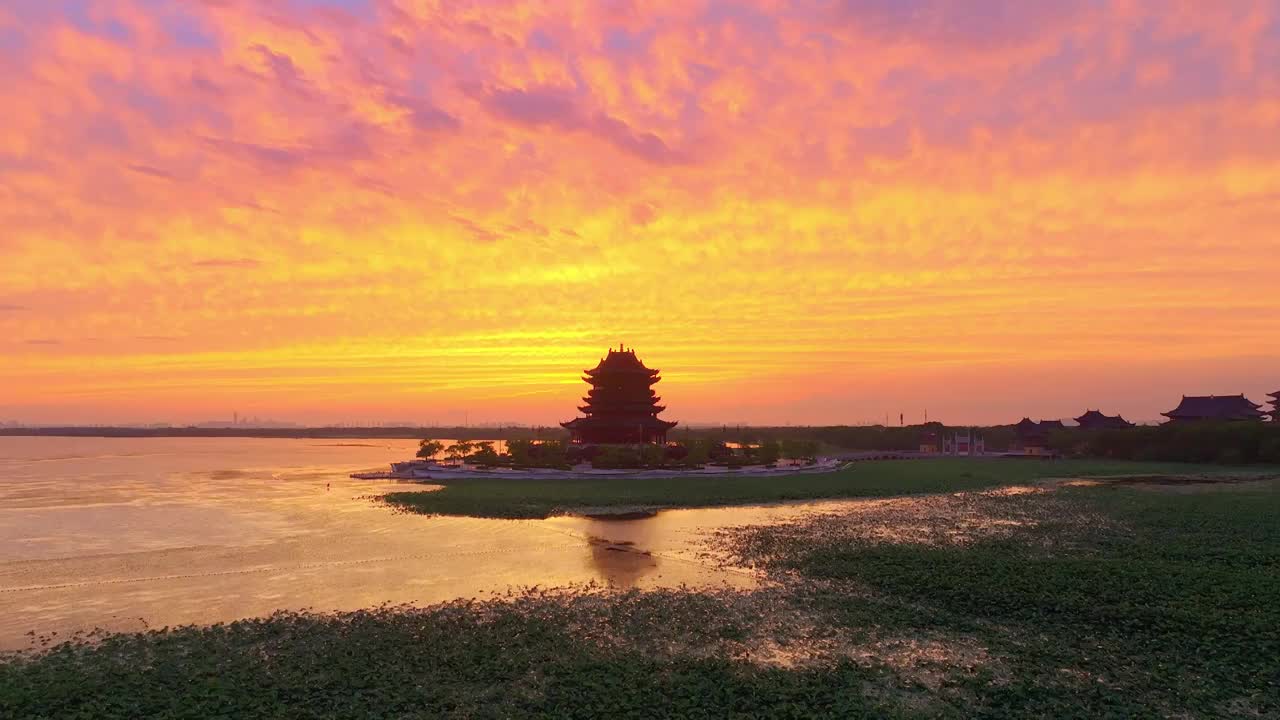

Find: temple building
<box><xmin>561</xmin><ymin>345</ymin><xmax>678</xmax><ymax>444</ymax></box>
<box><xmin>1268</xmin><ymin>391</ymin><xmax>1279</xmax><ymax>422</ymax></box>
<box><xmin>1074</xmin><ymin>409</ymin><xmax>1134</xmax><ymax>430</ymax></box>
<box><xmin>944</xmin><ymin>428</ymin><xmax>984</xmax><ymax>456</ymax></box>
<box><xmin>917</xmin><ymin>425</ymin><xmax>984</xmax><ymax>455</ymax></box>
<box><xmin>1161</xmin><ymin>395</ymin><xmax>1265</xmax><ymax>423</ymax></box>
<box><xmin>1012</xmin><ymin>418</ymin><xmax>1059</xmax><ymax>455</ymax></box>
<box><xmin>918</xmin><ymin>429</ymin><xmax>940</xmax><ymax>454</ymax></box>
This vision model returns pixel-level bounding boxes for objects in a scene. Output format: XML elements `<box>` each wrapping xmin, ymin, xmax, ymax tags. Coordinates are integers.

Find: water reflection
<box><xmin>586</xmin><ymin>538</ymin><xmax>660</xmax><ymax>589</ymax></box>
<box><xmin>0</xmin><ymin>438</ymin><xmax>777</xmax><ymax>651</ymax></box>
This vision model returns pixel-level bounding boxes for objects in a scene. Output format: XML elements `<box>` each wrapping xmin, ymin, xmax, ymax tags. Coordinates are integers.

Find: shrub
<box><xmin>505</xmin><ymin>439</ymin><xmax>571</xmax><ymax>468</ymax></box>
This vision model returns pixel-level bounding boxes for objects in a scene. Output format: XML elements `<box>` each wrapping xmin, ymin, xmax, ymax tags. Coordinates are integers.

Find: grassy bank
<box><xmin>5</xmin><ymin>474</ymin><xmax>1277</xmax><ymax>717</ymax></box>
<box><xmin>382</xmin><ymin>458</ymin><xmax>1262</xmax><ymax>518</ymax></box>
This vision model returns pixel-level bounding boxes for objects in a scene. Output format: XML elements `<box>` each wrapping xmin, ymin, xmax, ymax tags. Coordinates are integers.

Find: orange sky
<box><xmin>2</xmin><ymin>0</ymin><xmax>1279</xmax><ymax>426</ymax></box>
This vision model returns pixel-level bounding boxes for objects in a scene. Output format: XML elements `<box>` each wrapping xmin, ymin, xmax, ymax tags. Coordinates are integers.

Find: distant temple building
<box><xmin>1012</xmin><ymin>418</ymin><xmax>1060</xmax><ymax>455</ymax></box>
<box><xmin>1074</xmin><ymin>409</ymin><xmax>1134</xmax><ymax>430</ymax></box>
<box><xmin>1161</xmin><ymin>395</ymin><xmax>1265</xmax><ymax>423</ymax></box>
<box><xmin>945</xmin><ymin>428</ymin><xmax>984</xmax><ymax>455</ymax></box>
<box><xmin>561</xmin><ymin>345</ymin><xmax>678</xmax><ymax>444</ymax></box>
<box><xmin>1269</xmin><ymin>391</ymin><xmax>1280</xmax><ymax>422</ymax></box>
<box><xmin>918</xmin><ymin>429</ymin><xmax>941</xmax><ymax>454</ymax></box>
<box><xmin>917</xmin><ymin>426</ymin><xmax>983</xmax><ymax>455</ymax></box>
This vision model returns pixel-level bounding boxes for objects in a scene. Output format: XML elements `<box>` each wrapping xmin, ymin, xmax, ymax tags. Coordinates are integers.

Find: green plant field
<box><xmin>0</xmin><ymin>591</ymin><xmax>905</xmax><ymax>719</ymax></box>
<box><xmin>383</xmin><ymin>458</ymin><xmax>1268</xmax><ymax>518</ymax></box>
<box><xmin>722</xmin><ymin>477</ymin><xmax>1280</xmax><ymax>717</ymax></box>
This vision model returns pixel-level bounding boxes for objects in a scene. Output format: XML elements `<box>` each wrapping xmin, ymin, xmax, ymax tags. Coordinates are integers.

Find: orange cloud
<box><xmin>1</xmin><ymin>0</ymin><xmax>1279</xmax><ymax>425</ymax></box>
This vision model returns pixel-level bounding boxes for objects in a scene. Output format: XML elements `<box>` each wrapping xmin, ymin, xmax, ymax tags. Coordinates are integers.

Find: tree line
<box><xmin>1049</xmin><ymin>423</ymin><xmax>1280</xmax><ymax>464</ymax></box>
<box><xmin>414</xmin><ymin>438</ymin><xmax>821</xmax><ymax>470</ymax></box>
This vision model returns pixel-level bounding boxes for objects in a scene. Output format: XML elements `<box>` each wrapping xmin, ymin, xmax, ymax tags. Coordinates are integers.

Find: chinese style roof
<box><xmin>561</xmin><ymin>415</ymin><xmax>677</xmax><ymax>431</ymax></box>
<box><xmin>1013</xmin><ymin>417</ymin><xmax>1040</xmax><ymax>433</ymax></box>
<box><xmin>1014</xmin><ymin>418</ymin><xmax>1064</xmax><ymax>431</ymax></box>
<box><xmin>1014</xmin><ymin>418</ymin><xmax>1066</xmax><ymax>443</ymax></box>
<box><xmin>1074</xmin><ymin>410</ymin><xmax>1134</xmax><ymax>429</ymax></box>
<box><xmin>1013</xmin><ymin>418</ymin><xmax>1047</xmax><ymax>442</ymax></box>
<box><xmin>584</xmin><ymin>346</ymin><xmax>660</xmax><ymax>377</ymax></box>
<box><xmin>1161</xmin><ymin>395</ymin><xmax>1264</xmax><ymax>421</ymax></box>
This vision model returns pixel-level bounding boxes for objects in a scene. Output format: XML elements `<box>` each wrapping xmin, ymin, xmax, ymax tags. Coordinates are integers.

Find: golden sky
<box><xmin>2</xmin><ymin>0</ymin><xmax>1279</xmax><ymax>426</ymax></box>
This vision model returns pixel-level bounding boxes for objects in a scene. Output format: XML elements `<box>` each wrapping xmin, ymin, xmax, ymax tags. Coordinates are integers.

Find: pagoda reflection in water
<box><xmin>561</xmin><ymin>345</ymin><xmax>678</xmax><ymax>444</ymax></box>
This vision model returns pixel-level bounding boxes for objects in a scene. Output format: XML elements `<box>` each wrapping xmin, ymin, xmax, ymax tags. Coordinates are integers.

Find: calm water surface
<box><xmin>0</xmin><ymin>437</ymin><xmax>829</xmax><ymax>651</ymax></box>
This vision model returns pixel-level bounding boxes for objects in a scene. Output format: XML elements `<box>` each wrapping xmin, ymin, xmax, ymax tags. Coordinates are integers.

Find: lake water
<box><xmin>0</xmin><ymin>437</ymin><xmax>828</xmax><ymax>651</ymax></box>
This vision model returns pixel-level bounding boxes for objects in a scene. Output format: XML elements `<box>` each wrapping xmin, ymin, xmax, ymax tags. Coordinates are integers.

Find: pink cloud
<box><xmin>1</xmin><ymin>0</ymin><xmax>1278</xmax><ymax>423</ymax></box>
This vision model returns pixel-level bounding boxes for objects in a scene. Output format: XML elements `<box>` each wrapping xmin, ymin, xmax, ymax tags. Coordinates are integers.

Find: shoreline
<box><xmin>379</xmin><ymin>458</ymin><xmax>1266</xmax><ymax>520</ymax></box>
<box><xmin>354</xmin><ymin>457</ymin><xmax>850</xmax><ymax>482</ymax></box>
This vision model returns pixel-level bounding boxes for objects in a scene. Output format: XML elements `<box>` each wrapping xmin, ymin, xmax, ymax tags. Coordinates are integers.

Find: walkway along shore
<box><xmin>352</xmin><ymin>457</ymin><xmax>853</xmax><ymax>481</ymax></box>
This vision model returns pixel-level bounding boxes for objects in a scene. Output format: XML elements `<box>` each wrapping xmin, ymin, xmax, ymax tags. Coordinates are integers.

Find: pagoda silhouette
<box><xmin>561</xmin><ymin>345</ymin><xmax>678</xmax><ymax>444</ymax></box>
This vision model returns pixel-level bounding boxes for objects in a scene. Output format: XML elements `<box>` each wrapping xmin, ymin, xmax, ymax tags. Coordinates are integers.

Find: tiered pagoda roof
<box><xmin>561</xmin><ymin>345</ymin><xmax>678</xmax><ymax>444</ymax></box>
<box><xmin>1161</xmin><ymin>395</ymin><xmax>1264</xmax><ymax>423</ymax></box>
<box><xmin>1074</xmin><ymin>409</ymin><xmax>1134</xmax><ymax>430</ymax></box>
<box><xmin>1268</xmin><ymin>391</ymin><xmax>1279</xmax><ymax>422</ymax></box>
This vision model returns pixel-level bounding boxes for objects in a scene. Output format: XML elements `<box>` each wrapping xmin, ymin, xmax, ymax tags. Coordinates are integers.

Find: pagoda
<box><xmin>561</xmin><ymin>345</ymin><xmax>678</xmax><ymax>444</ymax></box>
<box><xmin>1268</xmin><ymin>391</ymin><xmax>1279</xmax><ymax>422</ymax></box>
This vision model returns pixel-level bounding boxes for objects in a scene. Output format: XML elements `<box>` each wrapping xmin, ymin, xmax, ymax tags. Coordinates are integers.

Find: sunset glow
<box><xmin>2</xmin><ymin>0</ymin><xmax>1279</xmax><ymax>425</ymax></box>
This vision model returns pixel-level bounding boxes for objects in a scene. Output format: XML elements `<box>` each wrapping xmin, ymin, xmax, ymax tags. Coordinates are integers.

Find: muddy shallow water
<box><xmin>0</xmin><ymin>437</ymin><xmax>861</xmax><ymax>651</ymax></box>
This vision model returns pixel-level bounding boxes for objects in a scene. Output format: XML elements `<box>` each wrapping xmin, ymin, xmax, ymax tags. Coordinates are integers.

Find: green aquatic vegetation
<box><xmin>382</xmin><ymin>458</ymin><xmax>1266</xmax><ymax>519</ymax></box>
<box><xmin>1</xmin><ymin>589</ymin><xmax>912</xmax><ymax>719</ymax></box>
<box><xmin>722</xmin><ymin>480</ymin><xmax>1280</xmax><ymax>717</ymax></box>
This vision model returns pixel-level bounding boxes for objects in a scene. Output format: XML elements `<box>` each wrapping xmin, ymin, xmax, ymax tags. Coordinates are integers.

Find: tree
<box><xmin>539</xmin><ymin>440</ymin><xmax>569</xmax><ymax>468</ymax></box>
<box><xmin>680</xmin><ymin>438</ymin><xmax>713</xmax><ymax>466</ymax></box>
<box><xmin>445</xmin><ymin>441</ymin><xmax>475</xmax><ymax>462</ymax></box>
<box><xmin>506</xmin><ymin>439</ymin><xmax>533</xmax><ymax>466</ymax></box>
<box><xmin>756</xmin><ymin>440</ymin><xmax>781</xmax><ymax>465</ymax></box>
<box><xmin>590</xmin><ymin>445</ymin><xmax>631</xmax><ymax>469</ymax></box>
<box><xmin>639</xmin><ymin>443</ymin><xmax>665</xmax><ymax>467</ymax></box>
<box><xmin>470</xmin><ymin>441</ymin><xmax>499</xmax><ymax>466</ymax></box>
<box><xmin>416</xmin><ymin>439</ymin><xmax>444</xmax><ymax>460</ymax></box>
<box><xmin>780</xmin><ymin>439</ymin><xmax>819</xmax><ymax>461</ymax></box>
